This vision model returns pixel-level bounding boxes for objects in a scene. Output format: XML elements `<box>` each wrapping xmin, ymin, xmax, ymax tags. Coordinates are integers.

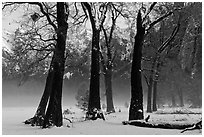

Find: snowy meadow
<box><xmin>2</xmin><ymin>106</ymin><xmax>202</xmax><ymax>135</ymax></box>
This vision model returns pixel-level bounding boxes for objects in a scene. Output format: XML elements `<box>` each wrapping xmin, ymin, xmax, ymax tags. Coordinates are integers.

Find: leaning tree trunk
<box><xmin>42</xmin><ymin>2</ymin><xmax>68</xmax><ymax>128</ymax></box>
<box><xmin>104</xmin><ymin>68</ymin><xmax>115</xmax><ymax>113</ymax></box>
<box><xmin>88</xmin><ymin>28</ymin><xmax>101</xmax><ymax>113</ymax></box>
<box><xmin>129</xmin><ymin>10</ymin><xmax>145</xmax><ymax>121</ymax></box>
<box><xmin>24</xmin><ymin>65</ymin><xmax>54</xmax><ymax>126</ymax></box>
<box><xmin>24</xmin><ymin>3</ymin><xmax>68</xmax><ymax>128</ymax></box>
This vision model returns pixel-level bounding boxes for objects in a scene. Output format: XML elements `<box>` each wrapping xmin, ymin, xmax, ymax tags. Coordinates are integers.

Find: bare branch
<box><xmin>108</xmin><ymin>8</ymin><xmax>117</xmax><ymax>43</ymax></box>
<box><xmin>27</xmin><ymin>43</ymin><xmax>55</xmax><ymax>52</ymax></box>
<box><xmin>81</xmin><ymin>2</ymin><xmax>96</xmax><ymax>29</ymax></box>
<box><xmin>73</xmin><ymin>2</ymin><xmax>79</xmax><ymax>18</ymax></box>
<box><xmin>28</xmin><ymin>50</ymin><xmax>52</xmax><ymax>71</ymax></box>
<box><xmin>146</xmin><ymin>8</ymin><xmax>182</xmax><ymax>33</ymax></box>
<box><xmin>2</xmin><ymin>2</ymin><xmax>14</xmax><ymax>10</ymax></box>
<box><xmin>102</xmin><ymin>27</ymin><xmax>108</xmax><ymax>46</ymax></box>
<box><xmin>111</xmin><ymin>49</ymin><xmax>117</xmax><ymax>63</ymax></box>
<box><xmin>143</xmin><ymin>73</ymin><xmax>150</xmax><ymax>86</ymax></box>
<box><xmin>142</xmin><ymin>2</ymin><xmax>157</xmax><ymax>23</ymax></box>
<box><xmin>111</xmin><ymin>3</ymin><xmax>127</xmax><ymax>19</ymax></box>
<box><xmin>73</xmin><ymin>14</ymin><xmax>88</xmax><ymax>26</ymax></box>
<box><xmin>35</xmin><ymin>32</ymin><xmax>56</xmax><ymax>42</ymax></box>
<box><xmin>158</xmin><ymin>24</ymin><xmax>180</xmax><ymax>53</ymax></box>
<box><xmin>11</xmin><ymin>2</ymin><xmax>58</xmax><ymax>31</ymax></box>
<box><xmin>99</xmin><ymin>3</ymin><xmax>109</xmax><ymax>30</ymax></box>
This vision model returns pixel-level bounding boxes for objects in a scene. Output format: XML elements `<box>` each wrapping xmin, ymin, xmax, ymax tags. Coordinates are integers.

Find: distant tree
<box><xmin>81</xmin><ymin>2</ymin><xmax>108</xmax><ymax>120</ymax></box>
<box><xmin>100</xmin><ymin>3</ymin><xmax>126</xmax><ymax>113</ymax></box>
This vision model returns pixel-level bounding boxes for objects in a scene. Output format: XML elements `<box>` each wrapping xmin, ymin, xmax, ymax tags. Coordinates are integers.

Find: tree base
<box><xmin>105</xmin><ymin>110</ymin><xmax>115</xmax><ymax>115</ymax></box>
<box><xmin>122</xmin><ymin>120</ymin><xmax>195</xmax><ymax>130</ymax></box>
<box><xmin>24</xmin><ymin>115</ymin><xmax>44</xmax><ymax>127</ymax></box>
<box><xmin>85</xmin><ymin>109</ymin><xmax>105</xmax><ymax>121</ymax></box>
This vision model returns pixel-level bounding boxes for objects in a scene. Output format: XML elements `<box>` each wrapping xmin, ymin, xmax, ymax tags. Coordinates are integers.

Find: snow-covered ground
<box><xmin>2</xmin><ymin>106</ymin><xmax>202</xmax><ymax>135</ymax></box>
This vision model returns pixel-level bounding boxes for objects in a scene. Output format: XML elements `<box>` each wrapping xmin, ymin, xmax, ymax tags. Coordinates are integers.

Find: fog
<box><xmin>2</xmin><ymin>78</ymin><xmax>134</xmax><ymax>108</ymax></box>
<box><xmin>3</xmin><ymin>76</ymin><xmax>201</xmax><ymax>109</ymax></box>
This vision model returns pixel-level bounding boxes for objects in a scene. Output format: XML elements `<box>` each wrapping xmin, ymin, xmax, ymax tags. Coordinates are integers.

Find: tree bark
<box><xmin>82</xmin><ymin>3</ymin><xmax>108</xmax><ymax>119</ymax></box>
<box><xmin>152</xmin><ymin>80</ymin><xmax>158</xmax><ymax>111</ymax></box>
<box><xmin>88</xmin><ymin>28</ymin><xmax>101</xmax><ymax>112</ymax></box>
<box><xmin>104</xmin><ymin>69</ymin><xmax>115</xmax><ymax>113</ymax></box>
<box><xmin>42</xmin><ymin>2</ymin><xmax>68</xmax><ymax>128</ymax></box>
<box><xmin>24</xmin><ymin>3</ymin><xmax>68</xmax><ymax>128</ymax></box>
<box><xmin>24</xmin><ymin>62</ymin><xmax>54</xmax><ymax>126</ymax></box>
<box><xmin>146</xmin><ymin>57</ymin><xmax>157</xmax><ymax>113</ymax></box>
<box><xmin>129</xmin><ymin>10</ymin><xmax>145</xmax><ymax>121</ymax></box>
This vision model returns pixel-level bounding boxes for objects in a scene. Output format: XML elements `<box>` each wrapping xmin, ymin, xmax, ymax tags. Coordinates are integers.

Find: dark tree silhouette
<box><xmin>42</xmin><ymin>2</ymin><xmax>68</xmax><ymax>128</ymax></box>
<box><xmin>24</xmin><ymin>2</ymin><xmax>68</xmax><ymax>128</ymax></box>
<box><xmin>129</xmin><ymin>10</ymin><xmax>145</xmax><ymax>120</ymax></box>
<box><xmin>82</xmin><ymin>2</ymin><xmax>107</xmax><ymax>120</ymax></box>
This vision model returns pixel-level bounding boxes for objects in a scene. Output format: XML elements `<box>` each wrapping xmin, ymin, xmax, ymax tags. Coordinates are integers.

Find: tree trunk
<box><xmin>171</xmin><ymin>94</ymin><xmax>176</xmax><ymax>107</ymax></box>
<box><xmin>82</xmin><ymin>2</ymin><xmax>106</xmax><ymax>120</ymax></box>
<box><xmin>24</xmin><ymin>3</ymin><xmax>68</xmax><ymax>128</ymax></box>
<box><xmin>152</xmin><ymin>57</ymin><xmax>160</xmax><ymax>111</ymax></box>
<box><xmin>24</xmin><ymin>66</ymin><xmax>54</xmax><ymax>126</ymax></box>
<box><xmin>129</xmin><ymin>10</ymin><xmax>145</xmax><ymax>121</ymax></box>
<box><xmin>152</xmin><ymin>80</ymin><xmax>157</xmax><ymax>111</ymax></box>
<box><xmin>146</xmin><ymin>57</ymin><xmax>157</xmax><ymax>113</ymax></box>
<box><xmin>104</xmin><ymin>69</ymin><xmax>115</xmax><ymax>113</ymax></box>
<box><xmin>146</xmin><ymin>81</ymin><xmax>153</xmax><ymax>113</ymax></box>
<box><xmin>42</xmin><ymin>2</ymin><xmax>68</xmax><ymax>128</ymax></box>
<box><xmin>177</xmin><ymin>87</ymin><xmax>184</xmax><ymax>107</ymax></box>
<box><xmin>88</xmin><ymin>28</ymin><xmax>101</xmax><ymax>113</ymax></box>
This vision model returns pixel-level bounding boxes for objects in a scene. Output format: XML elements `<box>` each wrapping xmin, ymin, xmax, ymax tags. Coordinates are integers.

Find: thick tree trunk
<box><xmin>82</xmin><ymin>2</ymin><xmax>105</xmax><ymax>120</ymax></box>
<box><xmin>43</xmin><ymin>54</ymin><xmax>64</xmax><ymax>127</ymax></box>
<box><xmin>104</xmin><ymin>69</ymin><xmax>115</xmax><ymax>113</ymax></box>
<box><xmin>42</xmin><ymin>2</ymin><xmax>67</xmax><ymax>128</ymax></box>
<box><xmin>129</xmin><ymin>10</ymin><xmax>145</xmax><ymax>121</ymax></box>
<box><xmin>88</xmin><ymin>28</ymin><xmax>101</xmax><ymax>113</ymax></box>
<box><xmin>24</xmin><ymin>3</ymin><xmax>68</xmax><ymax>128</ymax></box>
<box><xmin>35</xmin><ymin>70</ymin><xmax>54</xmax><ymax>116</ymax></box>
